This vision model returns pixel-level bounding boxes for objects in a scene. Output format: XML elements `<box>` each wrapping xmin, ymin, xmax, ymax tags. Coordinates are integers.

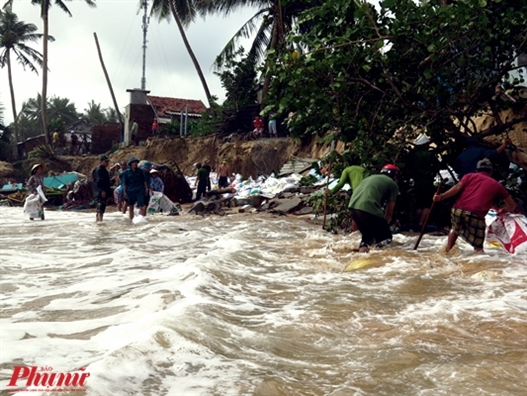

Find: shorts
<box><xmin>450</xmin><ymin>208</ymin><xmax>486</xmax><ymax>248</ymax></box>
<box><xmin>350</xmin><ymin>209</ymin><xmax>392</xmax><ymax>248</ymax></box>
<box><xmin>218</xmin><ymin>176</ymin><xmax>229</xmax><ymax>188</ymax></box>
<box><xmin>96</xmin><ymin>196</ymin><xmax>107</xmax><ymax>214</ymax></box>
<box><xmin>126</xmin><ymin>192</ymin><xmax>145</xmax><ymax>207</ymax></box>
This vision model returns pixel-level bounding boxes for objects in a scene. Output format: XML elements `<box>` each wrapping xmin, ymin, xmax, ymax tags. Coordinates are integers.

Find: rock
<box><xmin>271</xmin><ymin>197</ymin><xmax>303</xmax><ymax>213</ymax></box>
<box><xmin>281</xmin><ymin>192</ymin><xmax>294</xmax><ymax>198</ymax></box>
<box><xmin>300</xmin><ymin>186</ymin><xmax>318</xmax><ymax>194</ymax></box>
<box><xmin>233</xmin><ymin>198</ymin><xmax>249</xmax><ymax>207</ymax></box>
<box><xmin>188</xmin><ymin>201</ymin><xmax>205</xmax><ymax>215</ymax></box>
<box><xmin>248</xmin><ymin>195</ymin><xmax>266</xmax><ymax>208</ymax></box>
<box><xmin>295</xmin><ymin>206</ymin><xmax>313</xmax><ymax>215</ymax></box>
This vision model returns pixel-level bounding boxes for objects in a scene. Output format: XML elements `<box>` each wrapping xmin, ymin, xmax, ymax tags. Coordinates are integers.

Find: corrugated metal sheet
<box><xmin>279</xmin><ymin>157</ymin><xmax>318</xmax><ymax>176</ymax></box>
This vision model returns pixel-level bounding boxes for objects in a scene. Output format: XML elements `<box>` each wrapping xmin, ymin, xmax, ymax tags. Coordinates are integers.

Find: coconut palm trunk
<box><xmin>169</xmin><ymin>2</ymin><xmax>212</xmax><ymax>107</ymax></box>
<box><xmin>40</xmin><ymin>0</ymin><xmax>50</xmax><ymax>145</ymax></box>
<box><xmin>6</xmin><ymin>51</ymin><xmax>20</xmax><ymax>143</ymax></box>
<box><xmin>261</xmin><ymin>15</ymin><xmax>280</xmax><ymax>108</ymax></box>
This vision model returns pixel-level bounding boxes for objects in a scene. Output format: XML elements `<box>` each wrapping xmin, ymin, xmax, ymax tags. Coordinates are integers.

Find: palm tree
<box><xmin>30</xmin><ymin>0</ymin><xmax>95</xmax><ymax>144</ymax></box>
<box><xmin>48</xmin><ymin>96</ymin><xmax>79</xmax><ymax>125</ymax></box>
<box><xmin>202</xmin><ymin>0</ymin><xmax>317</xmax><ymax>105</ymax></box>
<box><xmin>0</xmin><ymin>6</ymin><xmax>49</xmax><ymax>144</ymax></box>
<box><xmin>84</xmin><ymin>100</ymin><xmax>107</xmax><ymax>125</ymax></box>
<box><xmin>150</xmin><ymin>0</ymin><xmax>213</xmax><ymax>107</ymax></box>
<box><xmin>104</xmin><ymin>107</ymin><xmax>120</xmax><ymax>123</ymax></box>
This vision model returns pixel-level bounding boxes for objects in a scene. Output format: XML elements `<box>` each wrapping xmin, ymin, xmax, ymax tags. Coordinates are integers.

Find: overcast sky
<box><xmin>1</xmin><ymin>0</ymin><xmax>257</xmax><ymax>124</ymax></box>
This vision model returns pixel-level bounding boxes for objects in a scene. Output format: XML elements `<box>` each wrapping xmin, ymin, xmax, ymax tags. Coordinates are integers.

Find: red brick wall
<box><xmin>92</xmin><ymin>125</ymin><xmax>121</xmax><ymax>154</ymax></box>
<box><xmin>130</xmin><ymin>104</ymin><xmax>156</xmax><ymax>140</ymax></box>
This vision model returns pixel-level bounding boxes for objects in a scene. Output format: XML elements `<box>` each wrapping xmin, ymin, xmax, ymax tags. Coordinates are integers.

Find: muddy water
<box><xmin>0</xmin><ymin>207</ymin><xmax>526</xmax><ymax>395</ymax></box>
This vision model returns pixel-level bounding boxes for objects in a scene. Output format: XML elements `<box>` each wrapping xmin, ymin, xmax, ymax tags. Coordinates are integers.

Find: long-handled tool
<box><xmin>322</xmin><ymin>158</ymin><xmax>333</xmax><ymax>229</ymax></box>
<box><xmin>413</xmin><ymin>178</ymin><xmax>444</xmax><ymax>250</ymax></box>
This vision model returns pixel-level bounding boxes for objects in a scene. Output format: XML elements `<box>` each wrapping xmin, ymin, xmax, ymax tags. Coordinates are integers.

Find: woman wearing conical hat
<box><xmin>26</xmin><ymin>163</ymin><xmax>46</xmax><ymax>220</ymax></box>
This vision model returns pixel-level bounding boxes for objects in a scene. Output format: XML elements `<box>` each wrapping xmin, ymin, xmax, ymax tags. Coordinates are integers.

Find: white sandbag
<box><xmin>36</xmin><ymin>185</ymin><xmax>48</xmax><ymax>203</ymax></box>
<box><xmin>147</xmin><ymin>192</ymin><xmax>163</xmax><ymax>214</ymax></box>
<box><xmin>486</xmin><ymin>210</ymin><xmax>527</xmax><ymax>254</ymax></box>
<box><xmin>23</xmin><ymin>194</ymin><xmax>43</xmax><ymax>219</ymax></box>
<box><xmin>159</xmin><ymin>194</ymin><xmax>179</xmax><ymax>213</ymax></box>
<box><xmin>132</xmin><ymin>215</ymin><xmax>148</xmax><ymax>225</ymax></box>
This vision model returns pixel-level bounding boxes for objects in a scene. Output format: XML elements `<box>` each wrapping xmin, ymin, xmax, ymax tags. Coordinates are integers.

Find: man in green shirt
<box><xmin>349</xmin><ymin>164</ymin><xmax>400</xmax><ymax>253</ymax></box>
<box><xmin>330</xmin><ymin>164</ymin><xmax>370</xmax><ymax>232</ymax></box>
<box><xmin>330</xmin><ymin>165</ymin><xmax>369</xmax><ymax>195</ymax></box>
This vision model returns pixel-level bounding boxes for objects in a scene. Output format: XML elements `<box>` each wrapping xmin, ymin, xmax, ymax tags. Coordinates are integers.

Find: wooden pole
<box><xmin>413</xmin><ymin>180</ymin><xmax>444</xmax><ymax>250</ymax></box>
<box><xmin>322</xmin><ymin>159</ymin><xmax>333</xmax><ymax>229</ymax></box>
<box><xmin>93</xmin><ymin>33</ymin><xmax>124</xmax><ymax>133</ymax></box>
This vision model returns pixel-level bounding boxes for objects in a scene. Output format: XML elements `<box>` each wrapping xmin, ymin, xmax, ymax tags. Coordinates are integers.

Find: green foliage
<box><xmin>0</xmin><ymin>117</ymin><xmax>13</xmax><ymax>161</ymax></box>
<box><xmin>160</xmin><ymin>121</ymin><xmax>181</xmax><ymax>135</ymax></box>
<box><xmin>188</xmin><ymin>107</ymin><xmax>222</xmax><ymax>137</ymax></box>
<box><xmin>265</xmin><ymin>0</ymin><xmax>527</xmax><ymax>167</ymax></box>
<box><xmin>49</xmin><ymin>117</ymin><xmax>65</xmax><ymax>134</ymax></box>
<box><xmin>28</xmin><ymin>144</ymin><xmax>55</xmax><ymax>160</ymax></box>
<box><xmin>215</xmin><ymin>48</ymin><xmax>258</xmax><ymax>111</ymax></box>
<box><xmin>299</xmin><ymin>174</ymin><xmax>318</xmax><ymax>186</ymax></box>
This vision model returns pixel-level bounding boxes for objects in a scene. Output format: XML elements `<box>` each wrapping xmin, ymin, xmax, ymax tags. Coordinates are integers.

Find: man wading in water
<box><xmin>121</xmin><ymin>157</ymin><xmax>148</xmax><ymax>222</ymax></box>
<box><xmin>92</xmin><ymin>155</ymin><xmax>112</xmax><ymax>222</ymax></box>
<box><xmin>349</xmin><ymin>164</ymin><xmax>400</xmax><ymax>253</ymax></box>
<box><xmin>433</xmin><ymin>158</ymin><xmax>516</xmax><ymax>253</ymax></box>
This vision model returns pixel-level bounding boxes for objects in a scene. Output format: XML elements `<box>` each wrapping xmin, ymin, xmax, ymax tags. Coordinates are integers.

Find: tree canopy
<box><xmin>264</xmin><ymin>0</ymin><xmax>527</xmax><ymax>166</ymax></box>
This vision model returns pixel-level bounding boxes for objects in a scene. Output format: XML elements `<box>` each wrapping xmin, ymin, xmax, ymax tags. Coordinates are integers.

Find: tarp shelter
<box><xmin>1</xmin><ymin>183</ymin><xmax>23</xmax><ymax>193</ymax></box>
<box><xmin>44</xmin><ymin>173</ymin><xmax>79</xmax><ymax>189</ymax></box>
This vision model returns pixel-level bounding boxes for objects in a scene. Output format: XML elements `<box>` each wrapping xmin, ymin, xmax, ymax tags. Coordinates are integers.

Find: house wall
<box><xmin>91</xmin><ymin>125</ymin><xmax>121</xmax><ymax>154</ymax></box>
<box><xmin>25</xmin><ymin>135</ymin><xmax>47</xmax><ymax>152</ymax></box>
<box><xmin>129</xmin><ymin>104</ymin><xmax>156</xmax><ymax>141</ymax></box>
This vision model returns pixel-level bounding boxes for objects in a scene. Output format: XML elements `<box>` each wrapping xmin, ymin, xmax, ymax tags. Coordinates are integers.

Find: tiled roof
<box><xmin>147</xmin><ymin>95</ymin><xmax>207</xmax><ymax>116</ymax></box>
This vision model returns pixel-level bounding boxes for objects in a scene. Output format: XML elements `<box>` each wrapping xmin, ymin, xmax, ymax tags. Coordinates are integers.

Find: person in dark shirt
<box><xmin>194</xmin><ymin>162</ymin><xmax>208</xmax><ymax>200</ymax></box>
<box><xmin>454</xmin><ymin>137</ymin><xmax>511</xmax><ymax>178</ymax></box>
<box><xmin>141</xmin><ymin>161</ymin><xmax>152</xmax><ymax>216</ymax></box>
<box><xmin>406</xmin><ymin>134</ymin><xmax>440</xmax><ymax>229</ymax></box>
<box><xmin>202</xmin><ymin>159</ymin><xmax>212</xmax><ymax>191</ymax></box>
<box><xmin>122</xmin><ymin>157</ymin><xmax>148</xmax><ymax>221</ymax></box>
<box><xmin>92</xmin><ymin>155</ymin><xmax>112</xmax><ymax>222</ymax></box>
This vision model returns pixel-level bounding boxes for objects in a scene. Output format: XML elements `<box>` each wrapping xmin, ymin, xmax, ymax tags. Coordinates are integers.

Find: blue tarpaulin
<box><xmin>1</xmin><ymin>183</ymin><xmax>23</xmax><ymax>191</ymax></box>
<box><xmin>43</xmin><ymin>174</ymin><xmax>79</xmax><ymax>189</ymax></box>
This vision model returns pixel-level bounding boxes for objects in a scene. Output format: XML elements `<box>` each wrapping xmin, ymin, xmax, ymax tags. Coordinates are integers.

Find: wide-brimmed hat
<box><xmin>100</xmin><ymin>155</ymin><xmax>109</xmax><ymax>161</ymax></box>
<box><xmin>143</xmin><ymin>161</ymin><xmax>152</xmax><ymax>169</ymax></box>
<box><xmin>222</xmin><ymin>158</ymin><xmax>228</xmax><ymax>163</ymax></box>
<box><xmin>414</xmin><ymin>134</ymin><xmax>431</xmax><ymax>146</ymax></box>
<box><xmin>150</xmin><ymin>169</ymin><xmax>159</xmax><ymax>174</ymax></box>
<box><xmin>476</xmin><ymin>158</ymin><xmax>493</xmax><ymax>172</ymax></box>
<box><xmin>31</xmin><ymin>163</ymin><xmax>42</xmax><ymax>175</ymax></box>
<box><xmin>128</xmin><ymin>157</ymin><xmax>139</xmax><ymax>165</ymax></box>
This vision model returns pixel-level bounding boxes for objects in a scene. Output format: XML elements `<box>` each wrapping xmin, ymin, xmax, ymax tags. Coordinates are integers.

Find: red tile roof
<box><xmin>147</xmin><ymin>95</ymin><xmax>207</xmax><ymax>117</ymax></box>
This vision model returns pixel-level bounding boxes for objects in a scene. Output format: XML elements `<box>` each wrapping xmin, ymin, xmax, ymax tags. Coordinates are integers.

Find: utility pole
<box><xmin>141</xmin><ymin>0</ymin><xmax>149</xmax><ymax>90</ymax></box>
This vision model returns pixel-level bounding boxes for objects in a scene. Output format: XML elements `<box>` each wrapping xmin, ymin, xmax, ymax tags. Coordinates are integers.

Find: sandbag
<box><xmin>23</xmin><ymin>194</ymin><xmax>43</xmax><ymax>219</ymax></box>
<box><xmin>486</xmin><ymin>210</ymin><xmax>527</xmax><ymax>254</ymax></box>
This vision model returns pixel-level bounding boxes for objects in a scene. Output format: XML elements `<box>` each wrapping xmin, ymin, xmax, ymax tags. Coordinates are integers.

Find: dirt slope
<box><xmin>69</xmin><ymin>136</ymin><xmax>332</xmax><ymax>178</ymax></box>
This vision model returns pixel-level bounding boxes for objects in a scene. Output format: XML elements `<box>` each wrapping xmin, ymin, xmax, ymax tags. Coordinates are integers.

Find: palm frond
<box><xmin>213</xmin><ymin>9</ymin><xmax>270</xmax><ymax>70</ymax></box>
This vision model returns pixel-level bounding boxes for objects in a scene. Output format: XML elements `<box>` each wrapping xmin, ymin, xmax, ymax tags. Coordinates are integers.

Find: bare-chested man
<box><xmin>218</xmin><ymin>159</ymin><xmax>230</xmax><ymax>188</ymax></box>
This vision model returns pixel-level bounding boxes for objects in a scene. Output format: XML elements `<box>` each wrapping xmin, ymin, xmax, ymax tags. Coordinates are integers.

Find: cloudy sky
<box><xmin>1</xmin><ymin>0</ymin><xmax>258</xmax><ymax>124</ymax></box>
